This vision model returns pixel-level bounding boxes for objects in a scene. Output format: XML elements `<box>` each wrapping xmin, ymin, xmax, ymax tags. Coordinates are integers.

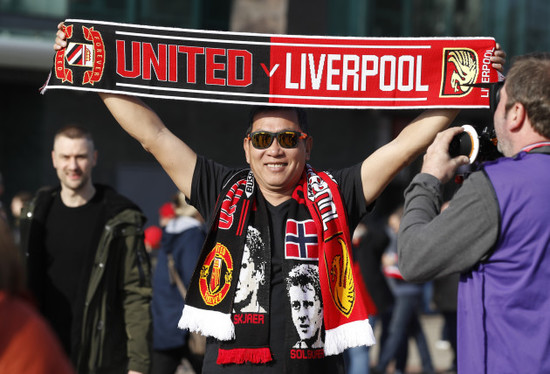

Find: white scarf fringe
<box><xmin>323</xmin><ymin>318</ymin><xmax>376</xmax><ymax>356</ymax></box>
<box><xmin>178</xmin><ymin>304</ymin><xmax>235</xmax><ymax>341</ymax></box>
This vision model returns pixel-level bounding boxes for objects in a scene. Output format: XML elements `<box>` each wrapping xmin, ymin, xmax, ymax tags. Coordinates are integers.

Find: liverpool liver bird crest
<box><xmin>448</xmin><ymin>50</ymin><xmax>478</xmax><ymax>93</ymax></box>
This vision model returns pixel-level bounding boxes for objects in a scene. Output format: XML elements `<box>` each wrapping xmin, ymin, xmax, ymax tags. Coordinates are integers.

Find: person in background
<box><xmin>145</xmin><ymin>225</ymin><xmax>163</xmax><ymax>252</ymax></box>
<box><xmin>10</xmin><ymin>190</ymin><xmax>32</xmax><ymax>247</ymax></box>
<box><xmin>151</xmin><ymin>192</ymin><xmax>205</xmax><ymax>374</ymax></box>
<box><xmin>373</xmin><ymin>206</ymin><xmax>434</xmax><ymax>374</ymax></box>
<box><xmin>149</xmin><ymin>200</ymin><xmax>176</xmax><ymax>271</ymax></box>
<box><xmin>344</xmin><ymin>219</ymin><xmax>392</xmax><ymax>374</ymax></box>
<box><xmin>0</xmin><ymin>211</ymin><xmax>75</xmax><ymax>374</ymax></box>
<box><xmin>159</xmin><ymin>201</ymin><xmax>176</xmax><ymax>228</ymax></box>
<box><xmin>20</xmin><ymin>125</ymin><xmax>152</xmax><ymax>374</ymax></box>
<box><xmin>398</xmin><ymin>53</ymin><xmax>550</xmax><ymax>373</ymax></box>
<box><xmin>145</xmin><ymin>225</ymin><xmax>163</xmax><ymax>270</ymax></box>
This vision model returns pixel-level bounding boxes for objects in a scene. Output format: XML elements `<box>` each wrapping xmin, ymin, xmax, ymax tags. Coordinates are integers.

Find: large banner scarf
<box><xmin>41</xmin><ymin>19</ymin><xmax>502</xmax><ymax>109</ymax></box>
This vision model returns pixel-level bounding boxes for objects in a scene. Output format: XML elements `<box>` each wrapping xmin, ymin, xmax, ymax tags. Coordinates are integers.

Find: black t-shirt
<box><xmin>42</xmin><ymin>191</ymin><xmax>105</xmax><ymax>355</ymax></box>
<box><xmin>190</xmin><ymin>157</ymin><xmax>368</xmax><ymax>374</ymax></box>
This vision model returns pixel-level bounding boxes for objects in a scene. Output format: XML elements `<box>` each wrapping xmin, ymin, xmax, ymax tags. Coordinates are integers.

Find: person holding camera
<box><xmin>397</xmin><ymin>53</ymin><xmax>550</xmax><ymax>374</ymax></box>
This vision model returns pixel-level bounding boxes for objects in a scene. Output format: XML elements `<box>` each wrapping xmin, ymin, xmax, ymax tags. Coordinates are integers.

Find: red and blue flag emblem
<box><xmin>285</xmin><ymin>219</ymin><xmax>318</xmax><ymax>260</ymax></box>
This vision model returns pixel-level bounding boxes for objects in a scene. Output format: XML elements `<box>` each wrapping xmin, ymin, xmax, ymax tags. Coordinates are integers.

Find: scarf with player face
<box><xmin>179</xmin><ymin>166</ymin><xmax>375</xmax><ymax>368</ymax></box>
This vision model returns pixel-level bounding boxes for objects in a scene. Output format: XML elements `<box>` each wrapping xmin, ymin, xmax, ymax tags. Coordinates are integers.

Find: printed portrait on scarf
<box><xmin>286</xmin><ymin>264</ymin><xmax>324</xmax><ymax>349</ymax></box>
<box><xmin>233</xmin><ymin>226</ymin><xmax>268</xmax><ymax>313</ymax></box>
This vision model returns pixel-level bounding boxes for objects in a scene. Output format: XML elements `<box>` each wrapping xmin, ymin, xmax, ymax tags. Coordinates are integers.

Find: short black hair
<box><xmin>246</xmin><ymin>106</ymin><xmax>309</xmax><ymax>135</ymax></box>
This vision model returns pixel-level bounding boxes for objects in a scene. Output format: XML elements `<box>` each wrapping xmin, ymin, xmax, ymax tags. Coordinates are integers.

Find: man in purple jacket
<box><xmin>398</xmin><ymin>53</ymin><xmax>550</xmax><ymax>374</ymax></box>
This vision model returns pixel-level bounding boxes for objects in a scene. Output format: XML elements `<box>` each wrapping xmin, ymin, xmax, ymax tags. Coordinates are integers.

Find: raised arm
<box><xmin>360</xmin><ymin>44</ymin><xmax>506</xmax><ymax>205</ymax></box>
<box><xmin>54</xmin><ymin>23</ymin><xmax>196</xmax><ymax>198</ymax></box>
<box><xmin>360</xmin><ymin>108</ymin><xmax>459</xmax><ymax>205</ymax></box>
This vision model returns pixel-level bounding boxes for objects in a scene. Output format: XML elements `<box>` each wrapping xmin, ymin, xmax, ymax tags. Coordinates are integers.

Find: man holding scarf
<box><xmin>53</xmin><ymin>24</ymin><xmax>504</xmax><ymax>374</ymax></box>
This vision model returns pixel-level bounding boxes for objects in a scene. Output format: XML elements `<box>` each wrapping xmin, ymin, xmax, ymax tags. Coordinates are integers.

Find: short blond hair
<box><xmin>54</xmin><ymin>124</ymin><xmax>95</xmax><ymax>150</ymax></box>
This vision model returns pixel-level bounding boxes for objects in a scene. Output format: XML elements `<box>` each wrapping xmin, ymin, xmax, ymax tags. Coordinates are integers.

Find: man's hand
<box><xmin>128</xmin><ymin>370</ymin><xmax>143</xmax><ymax>374</ymax></box>
<box><xmin>491</xmin><ymin>43</ymin><xmax>506</xmax><ymax>73</ymax></box>
<box><xmin>54</xmin><ymin>22</ymin><xmax>67</xmax><ymax>51</ymax></box>
<box><xmin>420</xmin><ymin>127</ymin><xmax>470</xmax><ymax>183</ymax></box>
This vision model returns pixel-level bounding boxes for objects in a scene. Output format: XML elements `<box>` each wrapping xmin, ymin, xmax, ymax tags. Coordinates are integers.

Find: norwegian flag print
<box><xmin>285</xmin><ymin>219</ymin><xmax>318</xmax><ymax>260</ymax></box>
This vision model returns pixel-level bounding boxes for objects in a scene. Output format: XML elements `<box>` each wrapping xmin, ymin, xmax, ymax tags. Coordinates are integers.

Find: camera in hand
<box><xmin>449</xmin><ymin>124</ymin><xmax>502</xmax><ymax>164</ymax></box>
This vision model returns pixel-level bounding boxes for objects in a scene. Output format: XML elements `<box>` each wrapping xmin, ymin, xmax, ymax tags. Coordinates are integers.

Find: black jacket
<box><xmin>20</xmin><ymin>184</ymin><xmax>152</xmax><ymax>373</ymax></box>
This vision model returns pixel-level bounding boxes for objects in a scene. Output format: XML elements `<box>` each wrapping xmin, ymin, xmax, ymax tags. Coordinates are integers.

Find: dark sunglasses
<box><xmin>247</xmin><ymin>131</ymin><xmax>308</xmax><ymax>149</ymax></box>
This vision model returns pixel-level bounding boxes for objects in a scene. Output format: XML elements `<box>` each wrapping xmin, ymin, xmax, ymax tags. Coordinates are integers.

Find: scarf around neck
<box><xmin>178</xmin><ymin>165</ymin><xmax>375</xmax><ymax>365</ymax></box>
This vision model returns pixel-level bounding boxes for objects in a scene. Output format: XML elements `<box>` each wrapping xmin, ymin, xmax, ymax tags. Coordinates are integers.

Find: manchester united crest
<box><xmin>54</xmin><ymin>24</ymin><xmax>105</xmax><ymax>86</ymax></box>
<box><xmin>199</xmin><ymin>243</ymin><xmax>234</xmax><ymax>306</ymax></box>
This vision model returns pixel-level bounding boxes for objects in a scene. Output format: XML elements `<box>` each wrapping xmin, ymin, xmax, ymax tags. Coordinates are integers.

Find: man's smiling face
<box><xmin>243</xmin><ymin>109</ymin><xmax>312</xmax><ymax>203</ymax></box>
<box><xmin>52</xmin><ymin>135</ymin><xmax>97</xmax><ymax>193</ymax></box>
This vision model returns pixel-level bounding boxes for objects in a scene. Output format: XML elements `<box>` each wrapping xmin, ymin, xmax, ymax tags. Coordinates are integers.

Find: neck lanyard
<box><xmin>521</xmin><ymin>142</ymin><xmax>550</xmax><ymax>153</ymax></box>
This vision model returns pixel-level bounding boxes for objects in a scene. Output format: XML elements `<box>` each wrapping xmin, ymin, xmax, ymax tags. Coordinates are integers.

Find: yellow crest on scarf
<box><xmin>325</xmin><ymin>237</ymin><xmax>356</xmax><ymax>317</ymax></box>
<box><xmin>199</xmin><ymin>242</ymin><xmax>234</xmax><ymax>306</ymax></box>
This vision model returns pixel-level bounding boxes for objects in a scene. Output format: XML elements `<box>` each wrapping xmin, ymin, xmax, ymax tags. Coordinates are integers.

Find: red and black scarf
<box><xmin>179</xmin><ymin>166</ymin><xmax>375</xmax><ymax>365</ymax></box>
<box><xmin>42</xmin><ymin>20</ymin><xmax>501</xmax><ymax>110</ymax></box>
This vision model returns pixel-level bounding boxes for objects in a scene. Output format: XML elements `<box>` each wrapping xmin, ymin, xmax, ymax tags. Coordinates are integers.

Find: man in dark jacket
<box><xmin>20</xmin><ymin>125</ymin><xmax>152</xmax><ymax>374</ymax></box>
